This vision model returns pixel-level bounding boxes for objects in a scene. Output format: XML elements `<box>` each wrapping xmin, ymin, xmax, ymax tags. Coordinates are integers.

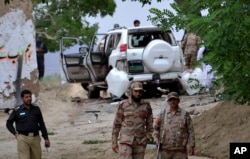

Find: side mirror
<box><xmin>79</xmin><ymin>46</ymin><xmax>89</xmax><ymax>56</ymax></box>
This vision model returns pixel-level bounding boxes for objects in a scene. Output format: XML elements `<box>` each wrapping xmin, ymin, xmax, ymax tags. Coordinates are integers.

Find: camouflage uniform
<box><xmin>112</xmin><ymin>96</ymin><xmax>153</xmax><ymax>159</ymax></box>
<box><xmin>182</xmin><ymin>33</ymin><xmax>201</xmax><ymax>69</ymax></box>
<box><xmin>153</xmin><ymin>103</ymin><xmax>195</xmax><ymax>159</ymax></box>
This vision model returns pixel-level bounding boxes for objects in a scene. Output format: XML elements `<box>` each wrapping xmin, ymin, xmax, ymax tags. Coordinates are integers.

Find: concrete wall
<box><xmin>0</xmin><ymin>1</ymin><xmax>39</xmax><ymax>109</ymax></box>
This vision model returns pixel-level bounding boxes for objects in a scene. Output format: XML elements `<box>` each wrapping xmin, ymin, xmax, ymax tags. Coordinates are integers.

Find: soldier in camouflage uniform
<box><xmin>182</xmin><ymin>32</ymin><xmax>201</xmax><ymax>70</ymax></box>
<box><xmin>153</xmin><ymin>92</ymin><xmax>195</xmax><ymax>159</ymax></box>
<box><xmin>112</xmin><ymin>82</ymin><xmax>153</xmax><ymax>159</ymax></box>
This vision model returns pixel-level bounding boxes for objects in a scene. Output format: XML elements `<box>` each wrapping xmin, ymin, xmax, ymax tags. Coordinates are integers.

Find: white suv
<box><xmin>60</xmin><ymin>26</ymin><xmax>185</xmax><ymax>98</ymax></box>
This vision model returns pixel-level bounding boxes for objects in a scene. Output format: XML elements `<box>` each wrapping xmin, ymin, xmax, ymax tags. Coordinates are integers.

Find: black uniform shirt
<box><xmin>6</xmin><ymin>104</ymin><xmax>49</xmax><ymax>140</ymax></box>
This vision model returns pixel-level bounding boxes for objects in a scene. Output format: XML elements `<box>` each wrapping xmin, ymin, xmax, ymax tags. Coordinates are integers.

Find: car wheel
<box><xmin>143</xmin><ymin>85</ymin><xmax>156</xmax><ymax>98</ymax></box>
<box><xmin>142</xmin><ymin>40</ymin><xmax>175</xmax><ymax>73</ymax></box>
<box><xmin>81</xmin><ymin>83</ymin><xmax>89</xmax><ymax>92</ymax></box>
<box><xmin>168</xmin><ymin>81</ymin><xmax>185</xmax><ymax>95</ymax></box>
<box><xmin>154</xmin><ymin>91</ymin><xmax>162</xmax><ymax>98</ymax></box>
<box><xmin>88</xmin><ymin>88</ymin><xmax>100</xmax><ymax>99</ymax></box>
<box><xmin>143</xmin><ymin>90</ymin><xmax>154</xmax><ymax>99</ymax></box>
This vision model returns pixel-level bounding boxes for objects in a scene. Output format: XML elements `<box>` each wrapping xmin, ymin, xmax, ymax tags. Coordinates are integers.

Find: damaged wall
<box><xmin>0</xmin><ymin>0</ymin><xmax>39</xmax><ymax>108</ymax></box>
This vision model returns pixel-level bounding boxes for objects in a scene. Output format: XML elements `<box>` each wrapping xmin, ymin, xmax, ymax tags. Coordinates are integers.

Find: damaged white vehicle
<box><xmin>60</xmin><ymin>26</ymin><xmax>193</xmax><ymax>99</ymax></box>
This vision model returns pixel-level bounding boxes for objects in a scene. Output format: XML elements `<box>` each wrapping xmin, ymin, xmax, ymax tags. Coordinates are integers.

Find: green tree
<box><xmin>124</xmin><ymin>0</ymin><xmax>250</xmax><ymax>104</ymax></box>
<box><xmin>32</xmin><ymin>0</ymin><xmax>116</xmax><ymax>52</ymax></box>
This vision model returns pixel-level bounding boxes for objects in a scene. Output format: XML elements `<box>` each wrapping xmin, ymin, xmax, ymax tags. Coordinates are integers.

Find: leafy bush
<box><xmin>134</xmin><ymin>0</ymin><xmax>250</xmax><ymax>105</ymax></box>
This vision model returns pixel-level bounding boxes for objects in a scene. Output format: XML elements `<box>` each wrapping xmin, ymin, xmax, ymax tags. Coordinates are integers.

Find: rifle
<box><xmin>155</xmin><ymin>139</ymin><xmax>161</xmax><ymax>159</ymax></box>
<box><xmin>155</xmin><ymin>101</ymin><xmax>167</xmax><ymax>159</ymax></box>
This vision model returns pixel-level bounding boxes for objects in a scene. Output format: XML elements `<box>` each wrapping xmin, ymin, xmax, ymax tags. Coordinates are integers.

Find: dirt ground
<box><xmin>1</xmin><ymin>76</ymin><xmax>249</xmax><ymax>159</ymax></box>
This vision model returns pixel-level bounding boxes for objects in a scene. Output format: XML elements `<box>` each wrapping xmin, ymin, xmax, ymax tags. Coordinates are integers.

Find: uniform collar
<box><xmin>166</xmin><ymin>106</ymin><xmax>181</xmax><ymax>113</ymax></box>
<box><xmin>128</xmin><ymin>96</ymin><xmax>144</xmax><ymax>105</ymax></box>
<box><xmin>20</xmin><ymin>104</ymin><xmax>34</xmax><ymax>110</ymax></box>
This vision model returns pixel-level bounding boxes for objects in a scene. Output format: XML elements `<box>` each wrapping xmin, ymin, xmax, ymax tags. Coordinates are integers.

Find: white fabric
<box><xmin>197</xmin><ymin>46</ymin><xmax>205</xmax><ymax>60</ymax></box>
<box><xmin>197</xmin><ymin>46</ymin><xmax>215</xmax><ymax>89</ymax></box>
<box><xmin>202</xmin><ymin>64</ymin><xmax>214</xmax><ymax>89</ymax></box>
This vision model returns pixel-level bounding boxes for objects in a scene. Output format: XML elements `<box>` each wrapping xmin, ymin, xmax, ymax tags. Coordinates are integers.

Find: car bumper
<box><xmin>128</xmin><ymin>72</ymin><xmax>182</xmax><ymax>83</ymax></box>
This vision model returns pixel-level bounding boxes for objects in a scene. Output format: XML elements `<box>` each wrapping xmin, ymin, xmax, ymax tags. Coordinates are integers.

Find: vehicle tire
<box><xmin>88</xmin><ymin>88</ymin><xmax>100</xmax><ymax>99</ymax></box>
<box><xmin>168</xmin><ymin>81</ymin><xmax>185</xmax><ymax>95</ymax></box>
<box><xmin>142</xmin><ymin>40</ymin><xmax>175</xmax><ymax>73</ymax></box>
<box><xmin>143</xmin><ymin>89</ymin><xmax>162</xmax><ymax>98</ymax></box>
<box><xmin>154</xmin><ymin>91</ymin><xmax>162</xmax><ymax>98</ymax></box>
<box><xmin>143</xmin><ymin>85</ymin><xmax>155</xmax><ymax>98</ymax></box>
<box><xmin>143</xmin><ymin>90</ymin><xmax>154</xmax><ymax>99</ymax></box>
<box><xmin>81</xmin><ymin>83</ymin><xmax>89</xmax><ymax>92</ymax></box>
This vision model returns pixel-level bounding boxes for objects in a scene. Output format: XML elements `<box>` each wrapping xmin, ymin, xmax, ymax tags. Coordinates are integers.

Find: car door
<box><xmin>60</xmin><ymin>37</ymin><xmax>91</xmax><ymax>83</ymax></box>
<box><xmin>85</xmin><ymin>33</ymin><xmax>110</xmax><ymax>81</ymax></box>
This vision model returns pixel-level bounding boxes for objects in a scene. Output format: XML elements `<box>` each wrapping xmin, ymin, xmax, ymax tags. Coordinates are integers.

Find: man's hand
<box><xmin>112</xmin><ymin>143</ymin><xmax>119</xmax><ymax>153</ymax></box>
<box><xmin>15</xmin><ymin>132</ymin><xmax>18</xmax><ymax>139</ymax></box>
<box><xmin>45</xmin><ymin>139</ymin><xmax>50</xmax><ymax>148</ymax></box>
<box><xmin>188</xmin><ymin>146</ymin><xmax>195</xmax><ymax>156</ymax></box>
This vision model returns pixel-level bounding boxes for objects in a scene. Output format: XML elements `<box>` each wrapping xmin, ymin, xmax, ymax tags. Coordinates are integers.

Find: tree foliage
<box><xmin>32</xmin><ymin>0</ymin><xmax>116</xmax><ymax>52</ymax></box>
<box><xmin>124</xmin><ymin>0</ymin><xmax>250</xmax><ymax>104</ymax></box>
<box><xmin>4</xmin><ymin>0</ymin><xmax>116</xmax><ymax>51</ymax></box>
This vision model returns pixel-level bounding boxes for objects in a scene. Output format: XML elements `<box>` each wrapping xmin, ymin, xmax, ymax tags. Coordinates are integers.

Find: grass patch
<box><xmin>82</xmin><ymin>139</ymin><xmax>109</xmax><ymax>144</ymax></box>
<box><xmin>101</xmin><ymin>131</ymin><xmax>106</xmax><ymax>135</ymax></box>
<box><xmin>39</xmin><ymin>74</ymin><xmax>71</xmax><ymax>99</ymax></box>
<box><xmin>205</xmin><ymin>141</ymin><xmax>219</xmax><ymax>150</ymax></box>
<box><xmin>39</xmin><ymin>74</ymin><xmax>62</xmax><ymax>89</ymax></box>
<box><xmin>48</xmin><ymin>131</ymin><xmax>57</xmax><ymax>135</ymax></box>
<box><xmin>56</xmin><ymin>142</ymin><xmax>65</xmax><ymax>145</ymax></box>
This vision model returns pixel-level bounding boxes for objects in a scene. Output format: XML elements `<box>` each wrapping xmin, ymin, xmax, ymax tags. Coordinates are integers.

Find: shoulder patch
<box><xmin>14</xmin><ymin>105</ymin><xmax>21</xmax><ymax>111</ymax></box>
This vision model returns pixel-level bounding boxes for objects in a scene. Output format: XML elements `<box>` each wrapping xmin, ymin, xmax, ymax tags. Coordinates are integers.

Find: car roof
<box><xmin>107</xmin><ymin>25</ymin><xmax>172</xmax><ymax>34</ymax></box>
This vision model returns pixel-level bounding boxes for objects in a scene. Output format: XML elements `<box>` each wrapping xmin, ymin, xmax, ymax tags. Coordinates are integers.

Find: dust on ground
<box><xmin>0</xmin><ymin>78</ymin><xmax>249</xmax><ymax>159</ymax></box>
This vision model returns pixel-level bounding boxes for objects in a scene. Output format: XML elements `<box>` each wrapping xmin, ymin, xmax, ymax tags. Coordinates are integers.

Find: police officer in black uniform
<box><xmin>6</xmin><ymin>89</ymin><xmax>50</xmax><ymax>159</ymax></box>
<box><xmin>36</xmin><ymin>34</ymin><xmax>48</xmax><ymax>80</ymax></box>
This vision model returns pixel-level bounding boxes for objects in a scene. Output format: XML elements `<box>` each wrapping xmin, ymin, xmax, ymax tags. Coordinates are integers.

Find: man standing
<box><xmin>114</xmin><ymin>23</ymin><xmax>120</xmax><ymax>29</ymax></box>
<box><xmin>36</xmin><ymin>35</ymin><xmax>48</xmax><ymax>80</ymax></box>
<box><xmin>6</xmin><ymin>89</ymin><xmax>50</xmax><ymax>159</ymax></box>
<box><xmin>112</xmin><ymin>82</ymin><xmax>153</xmax><ymax>159</ymax></box>
<box><xmin>133</xmin><ymin>19</ymin><xmax>140</xmax><ymax>27</ymax></box>
<box><xmin>153</xmin><ymin>92</ymin><xmax>195</xmax><ymax>159</ymax></box>
<box><xmin>182</xmin><ymin>32</ymin><xmax>201</xmax><ymax>70</ymax></box>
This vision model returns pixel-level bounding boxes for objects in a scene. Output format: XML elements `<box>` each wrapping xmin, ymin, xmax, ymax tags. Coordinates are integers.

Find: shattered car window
<box><xmin>129</xmin><ymin>31</ymin><xmax>175</xmax><ymax>48</ymax></box>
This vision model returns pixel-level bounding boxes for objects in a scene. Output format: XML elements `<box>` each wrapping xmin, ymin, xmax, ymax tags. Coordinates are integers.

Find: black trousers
<box><xmin>37</xmin><ymin>54</ymin><xmax>45</xmax><ymax>79</ymax></box>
